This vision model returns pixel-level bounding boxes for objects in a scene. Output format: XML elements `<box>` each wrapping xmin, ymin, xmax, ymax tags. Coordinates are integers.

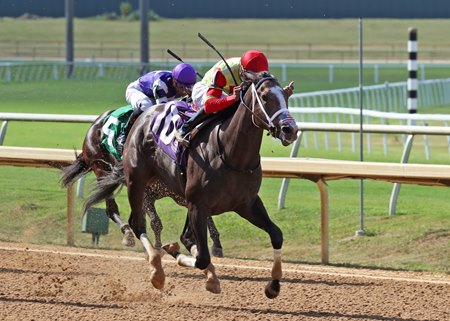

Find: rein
<box><xmin>239</xmin><ymin>77</ymin><xmax>290</xmax><ymax>135</ymax></box>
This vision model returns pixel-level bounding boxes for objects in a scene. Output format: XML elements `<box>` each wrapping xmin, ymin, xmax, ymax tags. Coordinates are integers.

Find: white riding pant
<box><xmin>191</xmin><ymin>81</ymin><xmax>228</xmax><ymax>111</ymax></box>
<box><xmin>125</xmin><ymin>80</ymin><xmax>154</xmax><ymax>112</ymax></box>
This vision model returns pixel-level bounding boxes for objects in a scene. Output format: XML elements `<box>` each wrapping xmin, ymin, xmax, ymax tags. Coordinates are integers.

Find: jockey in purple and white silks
<box><xmin>116</xmin><ymin>63</ymin><xmax>197</xmax><ymax>152</ymax></box>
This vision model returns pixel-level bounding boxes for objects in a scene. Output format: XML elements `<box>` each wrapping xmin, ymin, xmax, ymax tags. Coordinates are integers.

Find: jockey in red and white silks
<box><xmin>176</xmin><ymin>50</ymin><xmax>294</xmax><ymax>147</ymax></box>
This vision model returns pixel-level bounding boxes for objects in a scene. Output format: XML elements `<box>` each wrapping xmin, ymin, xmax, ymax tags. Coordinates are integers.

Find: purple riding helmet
<box><xmin>172</xmin><ymin>63</ymin><xmax>197</xmax><ymax>88</ymax></box>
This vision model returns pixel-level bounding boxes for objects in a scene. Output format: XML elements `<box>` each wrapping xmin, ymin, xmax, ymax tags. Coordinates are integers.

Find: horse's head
<box><xmin>240</xmin><ymin>72</ymin><xmax>298</xmax><ymax>146</ymax></box>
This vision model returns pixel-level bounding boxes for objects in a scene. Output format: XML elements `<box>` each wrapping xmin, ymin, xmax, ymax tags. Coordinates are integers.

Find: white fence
<box><xmin>289</xmin><ymin>78</ymin><xmax>450</xmax><ymax>113</ymax></box>
<box><xmin>1</xmin><ymin>61</ymin><xmax>450</xmax><ymax>85</ymax></box>
<box><xmin>287</xmin><ymin>107</ymin><xmax>450</xmax><ymax>159</ymax></box>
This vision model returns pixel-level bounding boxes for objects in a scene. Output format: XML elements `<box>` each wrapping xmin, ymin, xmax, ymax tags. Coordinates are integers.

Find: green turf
<box><xmin>1</xmin><ymin>18</ymin><xmax>450</xmax><ymax>61</ymax></box>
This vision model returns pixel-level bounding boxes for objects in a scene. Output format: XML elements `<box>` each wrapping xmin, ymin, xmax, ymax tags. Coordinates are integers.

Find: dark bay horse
<box><xmin>60</xmin><ymin>109</ymin><xmax>223</xmax><ymax>256</ymax></box>
<box><xmin>84</xmin><ymin>73</ymin><xmax>298</xmax><ymax>298</ymax></box>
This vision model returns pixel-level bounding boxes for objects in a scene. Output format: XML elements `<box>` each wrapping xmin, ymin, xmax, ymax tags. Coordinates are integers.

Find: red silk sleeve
<box><xmin>204</xmin><ymin>87</ymin><xmax>236</xmax><ymax>113</ymax></box>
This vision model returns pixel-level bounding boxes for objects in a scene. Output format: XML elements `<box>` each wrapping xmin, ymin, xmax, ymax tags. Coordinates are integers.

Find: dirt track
<box><xmin>0</xmin><ymin>242</ymin><xmax>449</xmax><ymax>321</ymax></box>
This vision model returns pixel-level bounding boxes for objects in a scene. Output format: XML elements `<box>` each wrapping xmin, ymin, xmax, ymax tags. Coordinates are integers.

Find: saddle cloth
<box><xmin>101</xmin><ymin>105</ymin><xmax>133</xmax><ymax>160</ymax></box>
<box><xmin>100</xmin><ymin>102</ymin><xmax>196</xmax><ymax>165</ymax></box>
<box><xmin>150</xmin><ymin>100</ymin><xmax>196</xmax><ymax>167</ymax></box>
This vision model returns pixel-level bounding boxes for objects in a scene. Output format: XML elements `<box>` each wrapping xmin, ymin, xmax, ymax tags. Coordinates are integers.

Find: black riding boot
<box><xmin>175</xmin><ymin>107</ymin><xmax>209</xmax><ymax>147</ymax></box>
<box><xmin>116</xmin><ymin>108</ymin><xmax>142</xmax><ymax>154</ymax></box>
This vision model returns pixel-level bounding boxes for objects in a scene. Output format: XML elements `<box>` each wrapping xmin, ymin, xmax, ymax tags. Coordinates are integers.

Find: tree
<box><xmin>120</xmin><ymin>1</ymin><xmax>132</xmax><ymax>18</ymax></box>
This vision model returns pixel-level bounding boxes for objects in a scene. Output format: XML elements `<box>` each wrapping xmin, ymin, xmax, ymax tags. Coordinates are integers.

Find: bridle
<box><xmin>239</xmin><ymin>76</ymin><xmax>291</xmax><ymax>138</ymax></box>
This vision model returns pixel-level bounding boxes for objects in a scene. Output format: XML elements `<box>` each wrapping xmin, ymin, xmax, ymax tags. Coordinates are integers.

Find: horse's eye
<box><xmin>261</xmin><ymin>93</ymin><xmax>268</xmax><ymax>101</ymax></box>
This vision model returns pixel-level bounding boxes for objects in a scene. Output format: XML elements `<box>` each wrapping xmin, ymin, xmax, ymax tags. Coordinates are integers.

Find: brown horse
<box><xmin>84</xmin><ymin>73</ymin><xmax>298</xmax><ymax>298</ymax></box>
<box><xmin>60</xmin><ymin>110</ymin><xmax>223</xmax><ymax>256</ymax></box>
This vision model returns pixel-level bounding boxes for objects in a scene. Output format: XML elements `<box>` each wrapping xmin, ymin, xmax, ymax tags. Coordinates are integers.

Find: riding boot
<box><xmin>175</xmin><ymin>107</ymin><xmax>209</xmax><ymax>147</ymax></box>
<box><xmin>116</xmin><ymin>108</ymin><xmax>142</xmax><ymax>154</ymax></box>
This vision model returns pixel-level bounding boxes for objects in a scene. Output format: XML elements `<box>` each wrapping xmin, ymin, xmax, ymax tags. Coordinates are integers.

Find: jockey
<box><xmin>174</xmin><ymin>50</ymin><xmax>294</xmax><ymax>147</ymax></box>
<box><xmin>116</xmin><ymin>63</ymin><xmax>197</xmax><ymax>152</ymax></box>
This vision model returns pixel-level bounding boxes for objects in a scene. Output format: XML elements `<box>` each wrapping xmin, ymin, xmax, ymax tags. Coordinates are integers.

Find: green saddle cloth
<box><xmin>101</xmin><ymin>105</ymin><xmax>133</xmax><ymax>160</ymax></box>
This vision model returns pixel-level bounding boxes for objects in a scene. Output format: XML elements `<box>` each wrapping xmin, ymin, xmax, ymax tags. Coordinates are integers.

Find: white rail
<box><xmin>280</xmin><ymin>122</ymin><xmax>450</xmax><ymax>214</ymax></box>
<box><xmin>1</xmin><ymin>146</ymin><xmax>449</xmax><ymax>264</ymax></box>
<box><xmin>288</xmin><ymin>107</ymin><xmax>450</xmax><ymax>158</ymax></box>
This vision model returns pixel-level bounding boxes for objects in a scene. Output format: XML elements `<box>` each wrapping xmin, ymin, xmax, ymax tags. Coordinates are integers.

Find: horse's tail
<box><xmin>83</xmin><ymin>162</ymin><xmax>125</xmax><ymax>213</ymax></box>
<box><xmin>60</xmin><ymin>151</ymin><xmax>90</xmax><ymax>187</ymax></box>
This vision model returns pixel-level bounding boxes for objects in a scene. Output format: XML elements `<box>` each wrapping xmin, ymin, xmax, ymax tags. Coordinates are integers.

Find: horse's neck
<box><xmin>220</xmin><ymin>99</ymin><xmax>263</xmax><ymax>169</ymax></box>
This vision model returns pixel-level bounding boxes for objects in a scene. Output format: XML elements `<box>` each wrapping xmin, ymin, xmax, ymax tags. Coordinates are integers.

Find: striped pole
<box><xmin>407</xmin><ymin>28</ymin><xmax>418</xmax><ymax>119</ymax></box>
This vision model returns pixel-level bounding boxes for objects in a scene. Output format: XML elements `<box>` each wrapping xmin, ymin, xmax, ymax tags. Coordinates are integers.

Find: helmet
<box><xmin>172</xmin><ymin>63</ymin><xmax>197</xmax><ymax>88</ymax></box>
<box><xmin>240</xmin><ymin>50</ymin><xmax>268</xmax><ymax>73</ymax></box>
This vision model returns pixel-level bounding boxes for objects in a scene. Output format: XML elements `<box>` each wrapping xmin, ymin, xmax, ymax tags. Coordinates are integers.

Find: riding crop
<box><xmin>197</xmin><ymin>32</ymin><xmax>239</xmax><ymax>86</ymax></box>
<box><xmin>166</xmin><ymin>48</ymin><xmax>203</xmax><ymax>79</ymax></box>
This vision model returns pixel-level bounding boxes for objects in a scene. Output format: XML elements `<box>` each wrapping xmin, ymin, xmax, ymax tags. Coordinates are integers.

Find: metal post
<box><xmin>140</xmin><ymin>0</ymin><xmax>149</xmax><ymax>75</ymax></box>
<box><xmin>278</xmin><ymin>131</ymin><xmax>304</xmax><ymax>209</ymax></box>
<box><xmin>0</xmin><ymin>121</ymin><xmax>7</xmax><ymax>145</ymax></box>
<box><xmin>356</xmin><ymin>17</ymin><xmax>366</xmax><ymax>237</ymax></box>
<box><xmin>65</xmin><ymin>0</ymin><xmax>74</xmax><ymax>78</ymax></box>
<box><xmin>389</xmin><ymin>135</ymin><xmax>415</xmax><ymax>215</ymax></box>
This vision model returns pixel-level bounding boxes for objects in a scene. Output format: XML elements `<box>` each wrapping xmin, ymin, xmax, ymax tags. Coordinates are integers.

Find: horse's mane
<box><xmin>240</xmin><ymin>71</ymin><xmax>277</xmax><ymax>92</ymax></box>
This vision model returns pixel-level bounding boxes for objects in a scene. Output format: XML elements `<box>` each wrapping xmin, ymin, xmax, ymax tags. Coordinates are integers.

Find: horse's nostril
<box><xmin>282</xmin><ymin>126</ymin><xmax>291</xmax><ymax>134</ymax></box>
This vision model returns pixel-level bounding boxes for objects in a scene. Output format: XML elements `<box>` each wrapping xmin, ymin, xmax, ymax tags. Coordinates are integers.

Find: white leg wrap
<box><xmin>273</xmin><ymin>248</ymin><xmax>282</xmax><ymax>261</ymax></box>
<box><xmin>190</xmin><ymin>245</ymin><xmax>198</xmax><ymax>257</ymax></box>
<box><xmin>176</xmin><ymin>254</ymin><xmax>196</xmax><ymax>268</ymax></box>
<box><xmin>272</xmin><ymin>248</ymin><xmax>283</xmax><ymax>280</ymax></box>
<box><xmin>140</xmin><ymin>233</ymin><xmax>153</xmax><ymax>255</ymax></box>
<box><xmin>112</xmin><ymin>213</ymin><xmax>126</xmax><ymax>228</ymax></box>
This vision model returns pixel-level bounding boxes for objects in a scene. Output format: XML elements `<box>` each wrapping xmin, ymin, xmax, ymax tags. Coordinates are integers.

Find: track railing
<box><xmin>1</xmin><ymin>146</ymin><xmax>449</xmax><ymax>265</ymax></box>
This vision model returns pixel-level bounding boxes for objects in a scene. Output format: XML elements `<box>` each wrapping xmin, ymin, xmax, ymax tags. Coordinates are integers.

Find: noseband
<box><xmin>240</xmin><ymin>77</ymin><xmax>290</xmax><ymax>137</ymax></box>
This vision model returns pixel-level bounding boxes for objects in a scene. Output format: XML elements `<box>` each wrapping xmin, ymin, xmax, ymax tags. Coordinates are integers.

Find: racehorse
<box><xmin>60</xmin><ymin>110</ymin><xmax>223</xmax><ymax>256</ymax></box>
<box><xmin>84</xmin><ymin>72</ymin><xmax>298</xmax><ymax>298</ymax></box>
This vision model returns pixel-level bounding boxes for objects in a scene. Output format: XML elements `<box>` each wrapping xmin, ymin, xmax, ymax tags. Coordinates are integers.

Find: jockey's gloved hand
<box><xmin>233</xmin><ymin>86</ymin><xmax>242</xmax><ymax>102</ymax></box>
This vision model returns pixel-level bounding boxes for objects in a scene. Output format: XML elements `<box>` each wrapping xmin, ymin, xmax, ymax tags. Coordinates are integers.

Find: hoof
<box><xmin>211</xmin><ymin>246</ymin><xmax>223</xmax><ymax>258</ymax></box>
<box><xmin>162</xmin><ymin>242</ymin><xmax>180</xmax><ymax>258</ymax></box>
<box><xmin>150</xmin><ymin>269</ymin><xmax>165</xmax><ymax>289</ymax></box>
<box><xmin>122</xmin><ymin>230</ymin><xmax>135</xmax><ymax>247</ymax></box>
<box><xmin>264</xmin><ymin>280</ymin><xmax>280</xmax><ymax>299</ymax></box>
<box><xmin>149</xmin><ymin>254</ymin><xmax>165</xmax><ymax>289</ymax></box>
<box><xmin>204</xmin><ymin>263</ymin><xmax>221</xmax><ymax>294</ymax></box>
<box><xmin>205</xmin><ymin>277</ymin><xmax>221</xmax><ymax>294</ymax></box>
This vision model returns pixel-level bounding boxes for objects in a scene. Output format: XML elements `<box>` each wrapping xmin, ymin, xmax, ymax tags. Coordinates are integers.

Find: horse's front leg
<box><xmin>105</xmin><ymin>198</ymin><xmax>135</xmax><ymax>247</ymax></box>
<box><xmin>236</xmin><ymin>196</ymin><xmax>283</xmax><ymax>299</ymax></box>
<box><xmin>128</xmin><ymin>178</ymin><xmax>165</xmax><ymax>289</ymax></box>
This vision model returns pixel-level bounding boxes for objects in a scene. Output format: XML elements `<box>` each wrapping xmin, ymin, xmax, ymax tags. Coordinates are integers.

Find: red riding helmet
<box><xmin>240</xmin><ymin>50</ymin><xmax>268</xmax><ymax>73</ymax></box>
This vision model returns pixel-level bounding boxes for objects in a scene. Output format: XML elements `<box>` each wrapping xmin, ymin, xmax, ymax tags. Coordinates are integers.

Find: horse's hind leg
<box><xmin>207</xmin><ymin>217</ymin><xmax>223</xmax><ymax>257</ymax></box>
<box><xmin>179</xmin><ymin>215</ymin><xmax>196</xmax><ymax>255</ymax></box>
<box><xmin>236</xmin><ymin>196</ymin><xmax>283</xmax><ymax>299</ymax></box>
<box><xmin>179</xmin><ymin>215</ymin><xmax>223</xmax><ymax>258</ymax></box>
<box><xmin>127</xmin><ymin>173</ymin><xmax>165</xmax><ymax>289</ymax></box>
<box><xmin>143</xmin><ymin>189</ymin><xmax>163</xmax><ymax>250</ymax></box>
<box><xmin>105</xmin><ymin>198</ymin><xmax>135</xmax><ymax>247</ymax></box>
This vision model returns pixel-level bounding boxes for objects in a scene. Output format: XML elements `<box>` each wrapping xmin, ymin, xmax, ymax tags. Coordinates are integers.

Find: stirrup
<box><xmin>174</xmin><ymin>131</ymin><xmax>190</xmax><ymax>148</ymax></box>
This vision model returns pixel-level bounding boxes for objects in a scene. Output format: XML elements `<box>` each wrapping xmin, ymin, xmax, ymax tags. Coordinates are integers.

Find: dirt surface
<box><xmin>0</xmin><ymin>241</ymin><xmax>449</xmax><ymax>321</ymax></box>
